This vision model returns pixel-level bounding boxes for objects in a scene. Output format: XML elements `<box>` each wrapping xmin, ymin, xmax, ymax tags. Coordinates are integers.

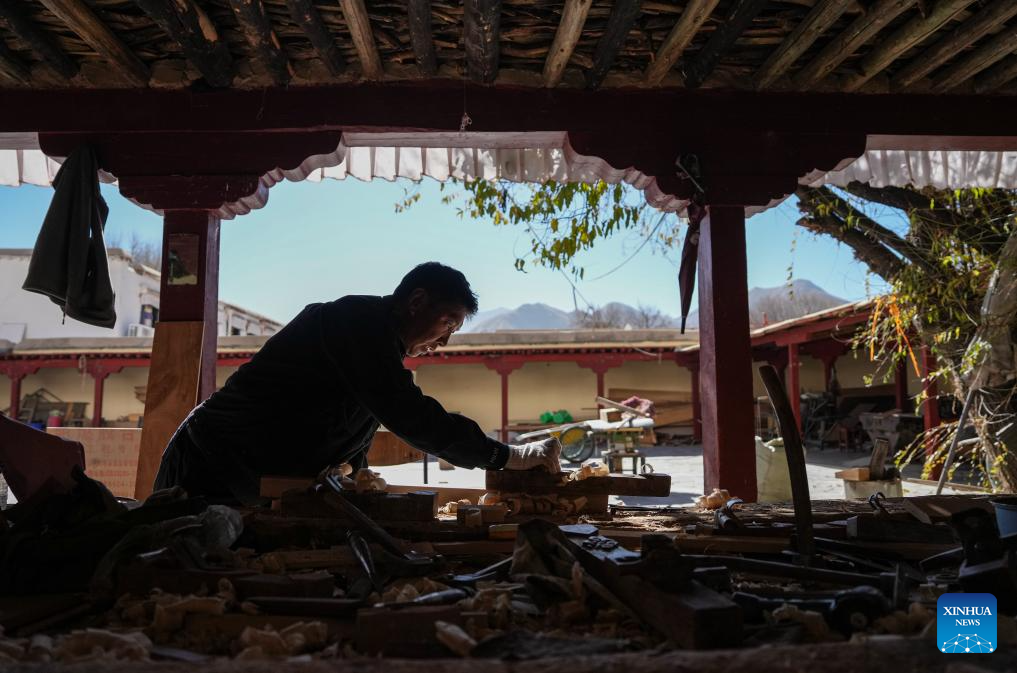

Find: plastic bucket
<box><xmin>991</xmin><ymin>496</ymin><xmax>1017</xmax><ymax>538</ymax></box>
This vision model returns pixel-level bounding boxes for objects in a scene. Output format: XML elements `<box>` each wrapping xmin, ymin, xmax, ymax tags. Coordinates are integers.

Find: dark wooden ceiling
<box><xmin>0</xmin><ymin>0</ymin><xmax>1015</xmax><ymax>94</ymax></box>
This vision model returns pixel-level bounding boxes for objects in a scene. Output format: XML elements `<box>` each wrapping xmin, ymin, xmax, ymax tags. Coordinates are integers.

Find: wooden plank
<box><xmin>463</xmin><ymin>0</ymin><xmax>502</xmax><ymax>83</ymax></box>
<box><xmin>682</xmin><ymin>0</ymin><xmax>769</xmax><ymax>89</ymax></box>
<box><xmin>543</xmin><ymin>0</ymin><xmax>593</xmax><ymax>87</ymax></box>
<box><xmin>285</xmin><ymin>0</ymin><xmax>344</xmax><ymax>76</ymax></box>
<box><xmin>587</xmin><ymin>0</ymin><xmax>641</xmax><ymax>88</ymax></box>
<box><xmin>754</xmin><ymin>0</ymin><xmax>855</xmax><ymax>89</ymax></box>
<box><xmin>901</xmin><ymin>494</ymin><xmax>995</xmax><ymax>524</ymax></box>
<box><xmin>48</xmin><ymin>428</ymin><xmax>141</xmax><ymax>498</ymax></box>
<box><xmin>134</xmin><ymin>321</ymin><xmax>204</xmax><ymax>500</ymax></box>
<box><xmin>793</xmin><ymin>0</ymin><xmax>916</xmax><ymax>88</ymax></box>
<box><xmin>834</xmin><ymin>467</ymin><xmax>871</xmax><ymax>481</ymax></box>
<box><xmin>406</xmin><ymin>0</ymin><xmax>437</xmax><ymax>76</ymax></box>
<box><xmin>596</xmin><ymin>395</ymin><xmax>652</xmax><ymax>417</ymax></box>
<box><xmin>933</xmin><ymin>21</ymin><xmax>1017</xmax><ymax>90</ymax></box>
<box><xmin>976</xmin><ymin>53</ymin><xmax>1017</xmax><ymax>91</ymax></box>
<box><xmin>846</xmin><ymin>514</ymin><xmax>956</xmax><ymax>543</ymax></box>
<box><xmin>0</xmin><ymin>3</ymin><xmax>77</xmax><ymax>79</ymax></box>
<box><xmin>485</xmin><ymin>470</ymin><xmax>671</xmax><ymax>496</ymax></box>
<box><xmin>644</xmin><ymin>0</ymin><xmax>720</xmax><ymax>85</ymax></box>
<box><xmin>369</xmin><ymin>430</ymin><xmax>423</xmax><ymax>466</ymax></box>
<box><xmin>841</xmin><ymin>0</ymin><xmax>975</xmax><ymax>91</ymax></box>
<box><xmin>892</xmin><ymin>0</ymin><xmax>1017</xmax><ymax>88</ymax></box>
<box><xmin>339</xmin><ymin>0</ymin><xmax>383</xmax><ymax>79</ymax></box>
<box><xmin>136</xmin><ymin>0</ymin><xmax>233</xmax><ymax>87</ymax></box>
<box><xmin>0</xmin><ymin>35</ymin><xmax>30</xmax><ymax>83</ymax></box>
<box><xmin>226</xmin><ymin>0</ymin><xmax>291</xmax><ymax>85</ymax></box>
<box><xmin>36</xmin><ymin>0</ymin><xmax>148</xmax><ymax>85</ymax></box>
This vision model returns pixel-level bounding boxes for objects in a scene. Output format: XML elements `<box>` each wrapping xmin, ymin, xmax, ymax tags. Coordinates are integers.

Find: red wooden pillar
<box><xmin>787</xmin><ymin>343</ymin><xmax>801</xmax><ymax>430</ymax></box>
<box><xmin>688</xmin><ymin>360</ymin><xmax>702</xmax><ymax>443</ymax></box>
<box><xmin>485</xmin><ymin>358</ymin><xmax>523</xmax><ymax>442</ymax></box>
<box><xmin>87</xmin><ymin>360</ymin><xmax>124</xmax><ymax>428</ymax></box>
<box><xmin>578</xmin><ymin>356</ymin><xmax>622</xmax><ymax>403</ymax></box>
<box><xmin>921</xmin><ymin>347</ymin><xmax>942</xmax><ymax>478</ymax></box>
<box><xmin>894</xmin><ymin>358</ymin><xmax>909</xmax><ymax>411</ymax></box>
<box><xmin>698</xmin><ymin>206</ymin><xmax>757</xmax><ymax>500</ymax></box>
<box><xmin>1</xmin><ymin>363</ymin><xmax>39</xmax><ymax>421</ymax></box>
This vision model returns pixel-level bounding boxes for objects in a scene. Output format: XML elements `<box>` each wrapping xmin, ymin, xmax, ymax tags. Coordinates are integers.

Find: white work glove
<box><xmin>505</xmin><ymin>437</ymin><xmax>563</xmax><ymax>473</ymax></box>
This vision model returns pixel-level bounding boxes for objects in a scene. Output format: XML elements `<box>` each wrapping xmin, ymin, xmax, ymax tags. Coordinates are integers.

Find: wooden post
<box><xmin>92</xmin><ymin>372</ymin><xmax>106</xmax><ymax>427</ymax></box>
<box><xmin>578</xmin><ymin>357</ymin><xmax>622</xmax><ymax>405</ymax></box>
<box><xmin>134</xmin><ymin>209</ymin><xmax>221</xmax><ymax>500</ymax></box>
<box><xmin>485</xmin><ymin>358</ymin><xmax>523</xmax><ymax>443</ymax></box>
<box><xmin>894</xmin><ymin>358</ymin><xmax>909</xmax><ymax>411</ymax></box>
<box><xmin>688</xmin><ymin>360</ymin><xmax>702</xmax><ymax>443</ymax></box>
<box><xmin>9</xmin><ymin>373</ymin><xmax>23</xmax><ymax>421</ymax></box>
<box><xmin>787</xmin><ymin>343</ymin><xmax>801</xmax><ymax>430</ymax></box>
<box><xmin>698</xmin><ymin>206</ymin><xmax>757</xmax><ymax>501</ymax></box>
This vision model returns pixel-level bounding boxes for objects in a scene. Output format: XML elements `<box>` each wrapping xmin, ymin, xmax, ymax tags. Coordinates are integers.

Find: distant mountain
<box><xmin>684</xmin><ymin>279</ymin><xmax>846</xmax><ymax>329</ymax></box>
<box><xmin>464</xmin><ymin>303</ymin><xmax>574</xmax><ymax>332</ymax></box>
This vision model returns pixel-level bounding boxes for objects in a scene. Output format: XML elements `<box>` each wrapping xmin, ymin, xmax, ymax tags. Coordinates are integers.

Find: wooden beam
<box><xmin>226</xmin><ymin>0</ymin><xmax>291</xmax><ymax>86</ymax></box>
<box><xmin>485</xmin><ymin>470</ymin><xmax>672</xmax><ymax>496</ymax></box>
<box><xmin>285</xmin><ymin>0</ymin><xmax>344</xmax><ymax>77</ymax></box>
<box><xmin>0</xmin><ymin>33</ymin><xmax>30</xmax><ymax>83</ymax></box>
<box><xmin>587</xmin><ymin>0</ymin><xmax>641</xmax><ymax>88</ymax></box>
<box><xmin>933</xmin><ymin>21</ymin><xmax>1017</xmax><ymax>91</ymax></box>
<box><xmin>36</xmin><ymin>0</ymin><xmax>148</xmax><ymax>85</ymax></box>
<box><xmin>683</xmin><ymin>0</ymin><xmax>769</xmax><ymax>89</ymax></box>
<box><xmin>406</xmin><ymin>0</ymin><xmax>437</xmax><ymax>77</ymax></box>
<box><xmin>136</xmin><ymin>0</ymin><xmax>233</xmax><ymax>88</ymax></box>
<box><xmin>543</xmin><ymin>0</ymin><xmax>593</xmax><ymax>87</ymax></box>
<box><xmin>892</xmin><ymin>0</ymin><xmax>1017</xmax><ymax>88</ymax></box>
<box><xmin>0</xmin><ymin>3</ymin><xmax>77</xmax><ymax>79</ymax></box>
<box><xmin>793</xmin><ymin>0</ymin><xmax>916</xmax><ymax>88</ymax></box>
<box><xmin>976</xmin><ymin>53</ymin><xmax>1017</xmax><ymax>91</ymax></box>
<box><xmin>644</xmin><ymin>0</ymin><xmax>720</xmax><ymax>86</ymax></box>
<box><xmin>463</xmin><ymin>0</ymin><xmax>502</xmax><ymax>84</ymax></box>
<box><xmin>339</xmin><ymin>0</ymin><xmax>383</xmax><ymax>80</ymax></box>
<box><xmin>841</xmin><ymin>0</ymin><xmax>974</xmax><ymax>91</ymax></box>
<box><xmin>754</xmin><ymin>0</ymin><xmax>855</xmax><ymax>89</ymax></box>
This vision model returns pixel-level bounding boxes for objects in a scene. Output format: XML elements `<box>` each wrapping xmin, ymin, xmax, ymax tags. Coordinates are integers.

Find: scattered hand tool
<box><xmin>733</xmin><ymin>586</ymin><xmax>890</xmax><ymax>635</ymax></box>
<box><xmin>715</xmin><ymin>497</ymin><xmax>745</xmax><ymax>531</ymax></box>
<box><xmin>759</xmin><ymin>364</ymin><xmax>815</xmax><ymax>563</ymax></box>
<box><xmin>317</xmin><ymin>475</ymin><xmax>434</xmax><ymax>572</ymax></box>
<box><xmin>347</xmin><ymin>530</ymin><xmax>381</xmax><ymax>593</ymax></box>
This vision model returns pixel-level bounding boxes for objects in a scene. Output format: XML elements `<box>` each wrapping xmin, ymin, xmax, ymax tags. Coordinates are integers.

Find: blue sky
<box><xmin>0</xmin><ymin>178</ymin><xmax>881</xmax><ymax>323</ymax></box>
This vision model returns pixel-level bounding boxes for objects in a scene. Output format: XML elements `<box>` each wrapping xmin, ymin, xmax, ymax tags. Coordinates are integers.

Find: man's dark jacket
<box><xmin>23</xmin><ymin>146</ymin><xmax>116</xmax><ymax>328</ymax></box>
<box><xmin>154</xmin><ymin>295</ymin><xmax>509</xmax><ymax>502</ymax></box>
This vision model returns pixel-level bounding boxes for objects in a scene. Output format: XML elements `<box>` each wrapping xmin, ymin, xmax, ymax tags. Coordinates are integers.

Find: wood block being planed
<box><xmin>486</xmin><ymin>470</ymin><xmax>671</xmax><ymax>496</ymax></box>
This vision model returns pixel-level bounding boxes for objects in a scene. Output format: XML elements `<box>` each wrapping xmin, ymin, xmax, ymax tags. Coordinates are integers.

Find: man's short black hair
<box><xmin>394</xmin><ymin>262</ymin><xmax>479</xmax><ymax>315</ymax></box>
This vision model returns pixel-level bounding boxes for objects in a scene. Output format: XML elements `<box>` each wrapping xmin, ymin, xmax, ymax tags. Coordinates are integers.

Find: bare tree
<box><xmin>107</xmin><ymin>231</ymin><xmax>162</xmax><ymax>270</ymax></box>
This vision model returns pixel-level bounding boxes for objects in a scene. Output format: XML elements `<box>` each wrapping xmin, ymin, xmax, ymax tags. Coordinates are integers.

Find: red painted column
<box><xmin>698</xmin><ymin>206</ymin><xmax>757</xmax><ymax>500</ymax></box>
<box><xmin>485</xmin><ymin>358</ymin><xmax>524</xmax><ymax>443</ymax></box>
<box><xmin>87</xmin><ymin>361</ymin><xmax>124</xmax><ymax>427</ymax></box>
<box><xmin>578</xmin><ymin>357</ymin><xmax>622</xmax><ymax>404</ymax></box>
<box><xmin>894</xmin><ymin>359</ymin><xmax>909</xmax><ymax>411</ymax></box>
<box><xmin>689</xmin><ymin>361</ymin><xmax>702</xmax><ymax>443</ymax></box>
<box><xmin>9</xmin><ymin>374</ymin><xmax>23</xmax><ymax>421</ymax></box>
<box><xmin>787</xmin><ymin>343</ymin><xmax>801</xmax><ymax>430</ymax></box>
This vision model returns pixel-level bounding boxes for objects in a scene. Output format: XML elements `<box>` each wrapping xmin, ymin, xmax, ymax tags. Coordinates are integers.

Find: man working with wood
<box><xmin>154</xmin><ymin>262</ymin><xmax>561</xmax><ymax>504</ymax></box>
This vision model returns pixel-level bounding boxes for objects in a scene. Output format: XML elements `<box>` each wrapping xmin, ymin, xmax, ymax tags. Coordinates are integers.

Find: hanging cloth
<box><xmin>23</xmin><ymin>146</ymin><xmax>116</xmax><ymax>328</ymax></box>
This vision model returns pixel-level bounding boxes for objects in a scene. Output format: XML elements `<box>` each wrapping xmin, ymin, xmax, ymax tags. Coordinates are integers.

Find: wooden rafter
<box><xmin>645</xmin><ymin>0</ymin><xmax>720</xmax><ymax>86</ymax></box>
<box><xmin>543</xmin><ymin>0</ymin><xmax>592</xmax><ymax>87</ymax></box>
<box><xmin>339</xmin><ymin>0</ymin><xmax>384</xmax><ymax>80</ymax></box>
<box><xmin>464</xmin><ymin>0</ymin><xmax>502</xmax><ymax>83</ymax></box>
<box><xmin>36</xmin><ymin>0</ymin><xmax>148</xmax><ymax>85</ymax></box>
<box><xmin>841</xmin><ymin>0</ymin><xmax>975</xmax><ymax>91</ymax></box>
<box><xmin>136</xmin><ymin>0</ymin><xmax>233</xmax><ymax>88</ymax></box>
<box><xmin>587</xmin><ymin>0</ymin><xmax>641</xmax><ymax>88</ymax></box>
<box><xmin>226</xmin><ymin>0</ymin><xmax>290</xmax><ymax>86</ymax></box>
<box><xmin>976</xmin><ymin>53</ymin><xmax>1017</xmax><ymax>91</ymax></box>
<box><xmin>0</xmin><ymin>33</ymin><xmax>30</xmax><ymax>84</ymax></box>
<box><xmin>892</xmin><ymin>0</ymin><xmax>1017</xmax><ymax>88</ymax></box>
<box><xmin>285</xmin><ymin>0</ymin><xmax>344</xmax><ymax>77</ymax></box>
<box><xmin>793</xmin><ymin>0</ymin><xmax>916</xmax><ymax>88</ymax></box>
<box><xmin>755</xmin><ymin>0</ymin><xmax>855</xmax><ymax>89</ymax></box>
<box><xmin>683</xmin><ymin>0</ymin><xmax>769</xmax><ymax>89</ymax></box>
<box><xmin>406</xmin><ymin>0</ymin><xmax>437</xmax><ymax>77</ymax></box>
<box><xmin>0</xmin><ymin>3</ymin><xmax>77</xmax><ymax>79</ymax></box>
<box><xmin>934</xmin><ymin>22</ymin><xmax>1017</xmax><ymax>91</ymax></box>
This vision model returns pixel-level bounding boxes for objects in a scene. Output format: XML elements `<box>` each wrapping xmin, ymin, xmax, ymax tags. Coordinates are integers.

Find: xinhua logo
<box><xmin>937</xmin><ymin>593</ymin><xmax>996</xmax><ymax>653</ymax></box>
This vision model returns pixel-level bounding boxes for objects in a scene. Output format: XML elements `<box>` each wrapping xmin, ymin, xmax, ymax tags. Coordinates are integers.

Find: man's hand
<box><xmin>505</xmin><ymin>436</ymin><xmax>563</xmax><ymax>473</ymax></box>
